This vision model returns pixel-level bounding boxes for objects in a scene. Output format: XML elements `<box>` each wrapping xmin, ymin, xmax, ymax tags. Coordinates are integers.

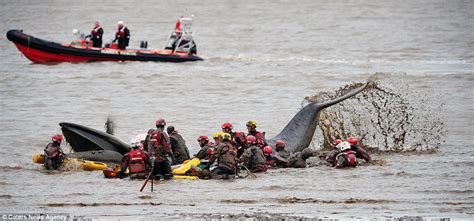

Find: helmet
<box><xmin>246</xmin><ymin>120</ymin><xmax>257</xmax><ymax>128</ymax></box>
<box><xmin>155</xmin><ymin>118</ymin><xmax>166</xmax><ymax>126</ymax></box>
<box><xmin>337</xmin><ymin>141</ymin><xmax>351</xmax><ymax>151</ymax></box>
<box><xmin>206</xmin><ymin>148</ymin><xmax>215</xmax><ymax>156</ymax></box>
<box><xmin>197</xmin><ymin>135</ymin><xmax>209</xmax><ymax>143</ymax></box>
<box><xmin>263</xmin><ymin>146</ymin><xmax>273</xmax><ymax>155</ymax></box>
<box><xmin>222</xmin><ymin>133</ymin><xmax>231</xmax><ymax>141</ymax></box>
<box><xmin>275</xmin><ymin>140</ymin><xmax>285</xmax><ymax>149</ymax></box>
<box><xmin>332</xmin><ymin>139</ymin><xmax>343</xmax><ymax>146</ymax></box>
<box><xmin>130</xmin><ymin>138</ymin><xmax>140</xmax><ymax>149</ymax></box>
<box><xmin>52</xmin><ymin>134</ymin><xmax>63</xmax><ymax>143</ymax></box>
<box><xmin>234</xmin><ymin>132</ymin><xmax>246</xmax><ymax>143</ymax></box>
<box><xmin>246</xmin><ymin>135</ymin><xmax>256</xmax><ymax>144</ymax></box>
<box><xmin>302</xmin><ymin>148</ymin><xmax>313</xmax><ymax>159</ymax></box>
<box><xmin>117</xmin><ymin>21</ymin><xmax>124</xmax><ymax>26</ymax></box>
<box><xmin>166</xmin><ymin>126</ymin><xmax>175</xmax><ymax>134</ymax></box>
<box><xmin>72</xmin><ymin>29</ymin><xmax>79</xmax><ymax>35</ymax></box>
<box><xmin>221</xmin><ymin>122</ymin><xmax>233</xmax><ymax>130</ymax></box>
<box><xmin>213</xmin><ymin>132</ymin><xmax>223</xmax><ymax>139</ymax></box>
<box><xmin>348</xmin><ymin>137</ymin><xmax>359</xmax><ymax>145</ymax></box>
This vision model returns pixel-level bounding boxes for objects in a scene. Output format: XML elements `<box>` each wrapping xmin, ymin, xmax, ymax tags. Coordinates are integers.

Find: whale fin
<box><xmin>318</xmin><ymin>82</ymin><xmax>368</xmax><ymax>109</ymax></box>
<box><xmin>268</xmin><ymin>82</ymin><xmax>368</xmax><ymax>153</ymax></box>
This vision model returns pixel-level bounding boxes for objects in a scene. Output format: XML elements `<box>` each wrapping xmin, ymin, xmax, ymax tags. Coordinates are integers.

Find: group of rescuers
<box><xmin>90</xmin><ymin>118</ymin><xmax>371</xmax><ymax>180</ymax></box>
<box><xmin>76</xmin><ymin>18</ymin><xmax>186</xmax><ymax>50</ymax></box>
<box><xmin>46</xmin><ymin>119</ymin><xmax>372</xmax><ymax>180</ymax></box>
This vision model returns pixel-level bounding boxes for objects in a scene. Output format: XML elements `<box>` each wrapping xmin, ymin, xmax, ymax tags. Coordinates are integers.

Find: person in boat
<box><xmin>43</xmin><ymin>134</ymin><xmax>65</xmax><ymax>170</ymax></box>
<box><xmin>112</xmin><ymin>21</ymin><xmax>130</xmax><ymax>50</ymax></box>
<box><xmin>117</xmin><ymin>138</ymin><xmax>150</xmax><ymax>179</ymax></box>
<box><xmin>335</xmin><ymin>141</ymin><xmax>358</xmax><ymax>169</ymax></box>
<box><xmin>72</xmin><ymin>29</ymin><xmax>85</xmax><ymax>40</ymax></box>
<box><xmin>85</xmin><ymin>21</ymin><xmax>103</xmax><ymax>48</ymax></box>
<box><xmin>207</xmin><ymin>133</ymin><xmax>238</xmax><ymax>179</ymax></box>
<box><xmin>273</xmin><ymin>140</ymin><xmax>290</xmax><ymax>168</ymax></box>
<box><xmin>288</xmin><ymin>148</ymin><xmax>313</xmax><ymax>168</ymax></box>
<box><xmin>175</xmin><ymin>16</ymin><xmax>183</xmax><ymax>34</ymax></box>
<box><xmin>262</xmin><ymin>146</ymin><xmax>275</xmax><ymax>168</ymax></box>
<box><xmin>325</xmin><ymin>139</ymin><xmax>342</xmax><ymax>167</ymax></box>
<box><xmin>194</xmin><ymin>135</ymin><xmax>214</xmax><ymax>160</ymax></box>
<box><xmin>234</xmin><ymin>131</ymin><xmax>247</xmax><ymax>158</ymax></box>
<box><xmin>146</xmin><ymin>118</ymin><xmax>174</xmax><ymax>180</ymax></box>
<box><xmin>238</xmin><ymin>135</ymin><xmax>267</xmax><ymax>173</ymax></box>
<box><xmin>246</xmin><ymin>120</ymin><xmax>267</xmax><ymax>148</ymax></box>
<box><xmin>167</xmin><ymin>125</ymin><xmax>190</xmax><ymax>165</ymax></box>
<box><xmin>348</xmin><ymin>137</ymin><xmax>371</xmax><ymax>163</ymax></box>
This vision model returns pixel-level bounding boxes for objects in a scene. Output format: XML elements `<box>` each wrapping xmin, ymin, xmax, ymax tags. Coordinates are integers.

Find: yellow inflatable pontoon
<box><xmin>32</xmin><ymin>153</ymin><xmax>109</xmax><ymax>171</ymax></box>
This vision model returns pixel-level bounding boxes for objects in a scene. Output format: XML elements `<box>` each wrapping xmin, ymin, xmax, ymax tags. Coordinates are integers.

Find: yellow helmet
<box><xmin>213</xmin><ymin>132</ymin><xmax>223</xmax><ymax>139</ymax></box>
<box><xmin>246</xmin><ymin>120</ymin><xmax>257</xmax><ymax>128</ymax></box>
<box><xmin>222</xmin><ymin>133</ymin><xmax>231</xmax><ymax>141</ymax></box>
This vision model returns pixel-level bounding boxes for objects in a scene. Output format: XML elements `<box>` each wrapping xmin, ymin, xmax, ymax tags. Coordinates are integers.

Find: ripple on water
<box><xmin>273</xmin><ymin>197</ymin><xmax>398</xmax><ymax>204</ymax></box>
<box><xmin>0</xmin><ymin>165</ymin><xmax>25</xmax><ymax>171</ymax></box>
<box><xmin>46</xmin><ymin>202</ymin><xmax>162</xmax><ymax>207</ymax></box>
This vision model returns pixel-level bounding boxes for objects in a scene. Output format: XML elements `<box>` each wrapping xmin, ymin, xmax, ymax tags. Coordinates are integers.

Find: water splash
<box><xmin>307</xmin><ymin>73</ymin><xmax>445</xmax><ymax>152</ymax></box>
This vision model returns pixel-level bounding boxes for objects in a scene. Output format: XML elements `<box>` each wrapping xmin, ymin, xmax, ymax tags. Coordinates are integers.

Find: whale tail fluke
<box><xmin>317</xmin><ymin>82</ymin><xmax>368</xmax><ymax>109</ymax></box>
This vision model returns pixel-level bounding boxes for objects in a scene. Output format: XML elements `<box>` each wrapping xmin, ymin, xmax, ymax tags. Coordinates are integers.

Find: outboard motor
<box><xmin>140</xmin><ymin>41</ymin><xmax>148</xmax><ymax>49</ymax></box>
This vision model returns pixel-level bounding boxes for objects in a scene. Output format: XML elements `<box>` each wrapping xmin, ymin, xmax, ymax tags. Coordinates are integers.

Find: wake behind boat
<box><xmin>6</xmin><ymin>18</ymin><xmax>203</xmax><ymax>63</ymax></box>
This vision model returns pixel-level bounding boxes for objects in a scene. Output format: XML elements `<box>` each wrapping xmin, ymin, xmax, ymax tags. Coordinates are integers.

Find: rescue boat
<box><xmin>6</xmin><ymin>29</ymin><xmax>202</xmax><ymax>63</ymax></box>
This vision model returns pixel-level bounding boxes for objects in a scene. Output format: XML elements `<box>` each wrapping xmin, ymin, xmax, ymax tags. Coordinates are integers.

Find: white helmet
<box><xmin>130</xmin><ymin>138</ymin><xmax>140</xmax><ymax>148</ymax></box>
<box><xmin>117</xmin><ymin>21</ymin><xmax>124</xmax><ymax>26</ymax></box>
<box><xmin>337</xmin><ymin>141</ymin><xmax>351</xmax><ymax>151</ymax></box>
<box><xmin>72</xmin><ymin>29</ymin><xmax>79</xmax><ymax>34</ymax></box>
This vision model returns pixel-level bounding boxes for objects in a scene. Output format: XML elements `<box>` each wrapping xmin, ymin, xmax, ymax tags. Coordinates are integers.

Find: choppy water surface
<box><xmin>0</xmin><ymin>0</ymin><xmax>473</xmax><ymax>220</ymax></box>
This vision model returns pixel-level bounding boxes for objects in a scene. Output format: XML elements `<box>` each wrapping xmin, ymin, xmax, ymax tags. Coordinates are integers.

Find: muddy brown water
<box><xmin>0</xmin><ymin>0</ymin><xmax>473</xmax><ymax>220</ymax></box>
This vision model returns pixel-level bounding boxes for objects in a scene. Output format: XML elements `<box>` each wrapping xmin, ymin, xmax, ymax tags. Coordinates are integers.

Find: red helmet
<box><xmin>263</xmin><ymin>146</ymin><xmax>273</xmax><ymax>155</ymax></box>
<box><xmin>332</xmin><ymin>139</ymin><xmax>342</xmax><ymax>146</ymax></box>
<box><xmin>234</xmin><ymin>131</ymin><xmax>245</xmax><ymax>140</ymax></box>
<box><xmin>221</xmin><ymin>122</ymin><xmax>233</xmax><ymax>130</ymax></box>
<box><xmin>348</xmin><ymin>137</ymin><xmax>359</xmax><ymax>145</ymax></box>
<box><xmin>206</xmin><ymin>148</ymin><xmax>215</xmax><ymax>156</ymax></box>
<box><xmin>246</xmin><ymin>135</ymin><xmax>256</xmax><ymax>144</ymax></box>
<box><xmin>155</xmin><ymin>118</ymin><xmax>166</xmax><ymax>126</ymax></box>
<box><xmin>275</xmin><ymin>140</ymin><xmax>285</xmax><ymax>149</ymax></box>
<box><xmin>52</xmin><ymin>134</ymin><xmax>63</xmax><ymax>143</ymax></box>
<box><xmin>197</xmin><ymin>136</ymin><xmax>209</xmax><ymax>142</ymax></box>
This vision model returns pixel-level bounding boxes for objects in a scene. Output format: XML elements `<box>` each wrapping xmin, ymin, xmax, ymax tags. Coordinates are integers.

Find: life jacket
<box><xmin>44</xmin><ymin>143</ymin><xmax>63</xmax><ymax>159</ymax></box>
<box><xmin>337</xmin><ymin>150</ymin><xmax>358</xmax><ymax>167</ymax></box>
<box><xmin>352</xmin><ymin>145</ymin><xmax>371</xmax><ymax>162</ymax></box>
<box><xmin>175</xmin><ymin>19</ymin><xmax>182</xmax><ymax>33</ymax></box>
<box><xmin>265</xmin><ymin>154</ymin><xmax>275</xmax><ymax>168</ymax></box>
<box><xmin>149</xmin><ymin>130</ymin><xmax>171</xmax><ymax>161</ymax></box>
<box><xmin>128</xmin><ymin>150</ymin><xmax>148</xmax><ymax>174</ymax></box>
<box><xmin>116</xmin><ymin>26</ymin><xmax>126</xmax><ymax>38</ymax></box>
<box><xmin>92</xmin><ymin>26</ymin><xmax>102</xmax><ymax>36</ymax></box>
<box><xmin>248</xmin><ymin>130</ymin><xmax>266</xmax><ymax>148</ymax></box>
